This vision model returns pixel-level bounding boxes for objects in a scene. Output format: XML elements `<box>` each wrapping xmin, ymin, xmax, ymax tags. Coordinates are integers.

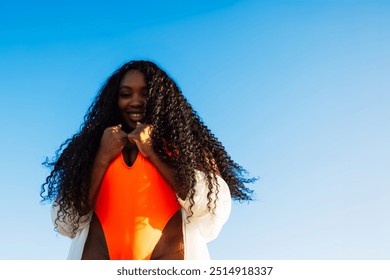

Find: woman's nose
<box><xmin>130</xmin><ymin>93</ymin><xmax>146</xmax><ymax>107</ymax></box>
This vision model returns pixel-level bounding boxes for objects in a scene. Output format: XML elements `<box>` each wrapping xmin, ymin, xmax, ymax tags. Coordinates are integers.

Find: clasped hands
<box><xmin>98</xmin><ymin>122</ymin><xmax>155</xmax><ymax>164</ymax></box>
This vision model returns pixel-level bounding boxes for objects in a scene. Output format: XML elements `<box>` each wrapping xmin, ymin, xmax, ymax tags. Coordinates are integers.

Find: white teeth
<box><xmin>129</xmin><ymin>113</ymin><xmax>144</xmax><ymax>118</ymax></box>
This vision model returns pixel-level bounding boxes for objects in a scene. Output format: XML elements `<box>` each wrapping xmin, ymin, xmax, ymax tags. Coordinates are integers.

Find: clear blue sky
<box><xmin>0</xmin><ymin>0</ymin><xmax>389</xmax><ymax>259</ymax></box>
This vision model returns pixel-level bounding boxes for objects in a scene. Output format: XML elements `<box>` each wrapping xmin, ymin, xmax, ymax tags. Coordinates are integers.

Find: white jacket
<box><xmin>51</xmin><ymin>171</ymin><xmax>231</xmax><ymax>260</ymax></box>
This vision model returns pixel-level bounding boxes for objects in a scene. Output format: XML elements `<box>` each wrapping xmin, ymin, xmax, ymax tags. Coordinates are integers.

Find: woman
<box><xmin>41</xmin><ymin>60</ymin><xmax>255</xmax><ymax>260</ymax></box>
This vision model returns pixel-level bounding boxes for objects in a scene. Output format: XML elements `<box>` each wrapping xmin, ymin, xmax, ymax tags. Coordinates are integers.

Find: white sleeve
<box><xmin>51</xmin><ymin>202</ymin><xmax>92</xmax><ymax>238</ymax></box>
<box><xmin>178</xmin><ymin>171</ymin><xmax>231</xmax><ymax>242</ymax></box>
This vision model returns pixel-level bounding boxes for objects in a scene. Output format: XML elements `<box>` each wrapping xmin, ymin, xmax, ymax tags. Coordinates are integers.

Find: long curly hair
<box><xmin>41</xmin><ymin>60</ymin><xmax>255</xmax><ymax>234</ymax></box>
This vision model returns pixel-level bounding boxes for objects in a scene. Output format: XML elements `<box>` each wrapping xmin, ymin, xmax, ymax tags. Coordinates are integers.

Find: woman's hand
<box><xmin>96</xmin><ymin>124</ymin><xmax>128</xmax><ymax>164</ymax></box>
<box><xmin>127</xmin><ymin>122</ymin><xmax>155</xmax><ymax>158</ymax></box>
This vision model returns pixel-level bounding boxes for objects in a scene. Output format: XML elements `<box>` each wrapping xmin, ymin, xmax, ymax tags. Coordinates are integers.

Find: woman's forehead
<box><xmin>120</xmin><ymin>70</ymin><xmax>146</xmax><ymax>87</ymax></box>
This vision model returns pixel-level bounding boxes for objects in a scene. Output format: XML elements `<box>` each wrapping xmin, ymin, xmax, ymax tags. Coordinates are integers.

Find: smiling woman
<box><xmin>40</xmin><ymin>60</ymin><xmax>255</xmax><ymax>260</ymax></box>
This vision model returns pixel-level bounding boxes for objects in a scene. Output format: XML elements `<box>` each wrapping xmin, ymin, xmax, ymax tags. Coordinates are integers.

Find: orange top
<box><xmin>94</xmin><ymin>152</ymin><xmax>180</xmax><ymax>260</ymax></box>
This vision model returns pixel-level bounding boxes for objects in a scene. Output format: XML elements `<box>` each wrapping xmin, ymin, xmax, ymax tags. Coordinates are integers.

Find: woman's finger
<box><xmin>127</xmin><ymin>132</ymin><xmax>138</xmax><ymax>143</ymax></box>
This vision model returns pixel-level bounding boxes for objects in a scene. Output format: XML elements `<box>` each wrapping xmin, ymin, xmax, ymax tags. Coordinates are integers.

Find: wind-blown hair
<box><xmin>41</xmin><ymin>60</ymin><xmax>255</xmax><ymax>234</ymax></box>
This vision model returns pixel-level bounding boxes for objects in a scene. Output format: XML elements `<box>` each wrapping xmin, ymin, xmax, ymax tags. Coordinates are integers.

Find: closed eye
<box><xmin>119</xmin><ymin>91</ymin><xmax>131</xmax><ymax>97</ymax></box>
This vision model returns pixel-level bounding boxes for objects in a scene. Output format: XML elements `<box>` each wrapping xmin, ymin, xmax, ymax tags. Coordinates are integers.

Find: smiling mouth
<box><xmin>128</xmin><ymin>112</ymin><xmax>145</xmax><ymax>119</ymax></box>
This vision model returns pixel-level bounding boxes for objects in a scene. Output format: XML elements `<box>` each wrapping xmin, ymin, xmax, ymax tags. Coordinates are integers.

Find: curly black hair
<box><xmin>41</xmin><ymin>60</ymin><xmax>255</xmax><ymax>234</ymax></box>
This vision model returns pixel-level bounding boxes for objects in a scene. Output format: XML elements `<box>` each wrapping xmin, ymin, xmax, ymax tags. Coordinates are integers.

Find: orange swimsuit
<box><xmin>93</xmin><ymin>152</ymin><xmax>180</xmax><ymax>260</ymax></box>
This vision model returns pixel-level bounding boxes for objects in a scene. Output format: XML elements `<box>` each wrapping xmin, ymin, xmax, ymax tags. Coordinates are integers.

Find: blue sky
<box><xmin>0</xmin><ymin>0</ymin><xmax>389</xmax><ymax>259</ymax></box>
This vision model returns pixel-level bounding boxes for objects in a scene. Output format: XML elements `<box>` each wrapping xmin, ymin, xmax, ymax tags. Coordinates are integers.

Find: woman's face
<box><xmin>117</xmin><ymin>70</ymin><xmax>147</xmax><ymax>131</ymax></box>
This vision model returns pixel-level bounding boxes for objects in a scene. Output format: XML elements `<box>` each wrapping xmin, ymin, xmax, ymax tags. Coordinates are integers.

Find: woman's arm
<box><xmin>88</xmin><ymin>151</ymin><xmax>111</xmax><ymax>208</ymax></box>
<box><xmin>88</xmin><ymin>124</ymin><xmax>128</xmax><ymax>208</ymax></box>
<box><xmin>128</xmin><ymin>122</ymin><xmax>223</xmax><ymax>200</ymax></box>
<box><xmin>127</xmin><ymin>122</ymin><xmax>177</xmax><ymax>189</ymax></box>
